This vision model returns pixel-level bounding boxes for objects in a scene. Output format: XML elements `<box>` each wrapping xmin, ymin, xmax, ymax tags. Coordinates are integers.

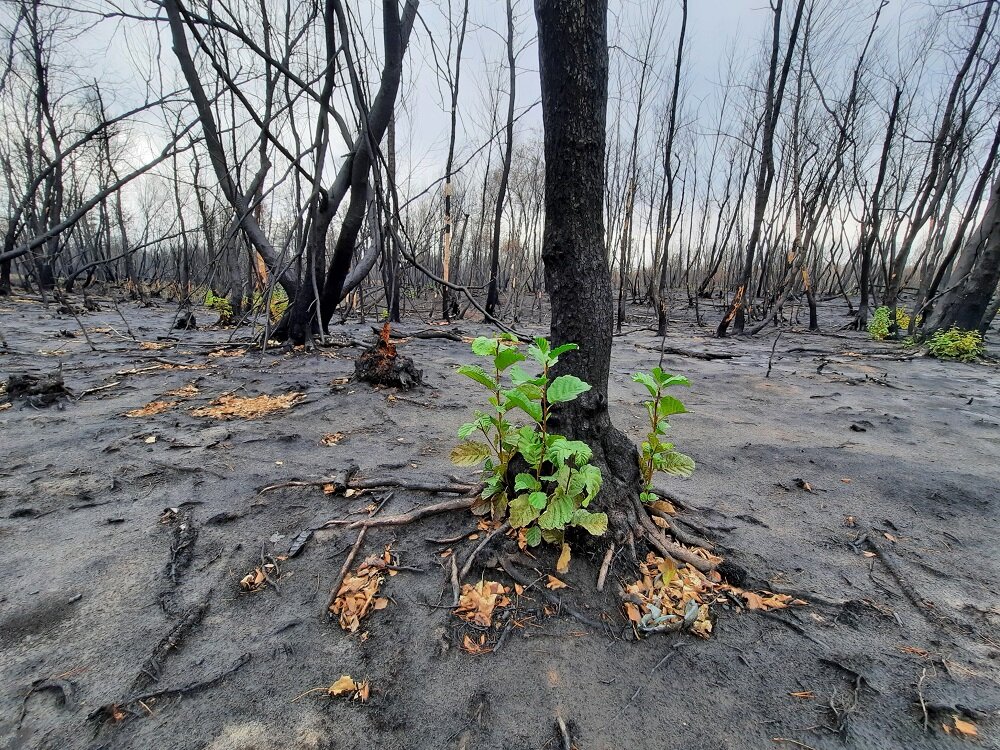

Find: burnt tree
<box><xmin>535</xmin><ymin>0</ymin><xmax>642</xmax><ymax>541</ymax></box>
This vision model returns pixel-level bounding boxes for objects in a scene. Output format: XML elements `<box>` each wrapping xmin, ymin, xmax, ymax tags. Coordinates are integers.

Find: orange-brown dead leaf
<box><xmin>556</xmin><ymin>543</ymin><xmax>571</xmax><ymax>574</ymax></box>
<box><xmin>545</xmin><ymin>575</ymin><xmax>567</xmax><ymax>590</ymax></box>
<box><xmin>951</xmin><ymin>716</ymin><xmax>979</xmax><ymax>737</ymax></box>
<box><xmin>455</xmin><ymin>580</ymin><xmax>511</xmax><ymax>627</ymax></box>
<box><xmin>789</xmin><ymin>690</ymin><xmax>815</xmax><ymax>699</ymax></box>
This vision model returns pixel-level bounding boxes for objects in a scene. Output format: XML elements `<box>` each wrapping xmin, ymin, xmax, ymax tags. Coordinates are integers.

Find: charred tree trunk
<box><xmin>485</xmin><ymin>0</ymin><xmax>516</xmax><ymax>318</ymax></box>
<box><xmin>929</xmin><ymin>170</ymin><xmax>1000</xmax><ymax>334</ymax></box>
<box><xmin>855</xmin><ymin>87</ymin><xmax>901</xmax><ymax>329</ymax></box>
<box><xmin>535</xmin><ymin>0</ymin><xmax>641</xmax><ymax>543</ymax></box>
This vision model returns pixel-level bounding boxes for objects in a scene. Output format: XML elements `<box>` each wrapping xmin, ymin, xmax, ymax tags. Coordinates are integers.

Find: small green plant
<box><xmin>451</xmin><ymin>335</ymin><xmax>608</xmax><ymax>549</ymax></box>
<box><xmin>251</xmin><ymin>286</ymin><xmax>289</xmax><ymax>321</ymax></box>
<box><xmin>927</xmin><ymin>326</ymin><xmax>985</xmax><ymax>362</ymax></box>
<box><xmin>632</xmin><ymin>368</ymin><xmax>695</xmax><ymax>505</ymax></box>
<box><xmin>867</xmin><ymin>306</ymin><xmax>891</xmax><ymax>340</ymax></box>
<box><xmin>868</xmin><ymin>306</ymin><xmax>921</xmax><ymax>340</ymax></box>
<box><xmin>204</xmin><ymin>290</ymin><xmax>233</xmax><ymax>321</ymax></box>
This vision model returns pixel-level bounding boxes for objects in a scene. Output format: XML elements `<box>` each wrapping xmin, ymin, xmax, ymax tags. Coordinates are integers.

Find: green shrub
<box><xmin>868</xmin><ymin>306</ymin><xmax>921</xmax><ymax>341</ymax></box>
<box><xmin>204</xmin><ymin>290</ymin><xmax>233</xmax><ymax>320</ymax></box>
<box><xmin>927</xmin><ymin>327</ymin><xmax>985</xmax><ymax>362</ymax></box>
<box><xmin>451</xmin><ymin>335</ymin><xmax>608</xmax><ymax>551</ymax></box>
<box><xmin>867</xmin><ymin>307</ymin><xmax>891</xmax><ymax>340</ymax></box>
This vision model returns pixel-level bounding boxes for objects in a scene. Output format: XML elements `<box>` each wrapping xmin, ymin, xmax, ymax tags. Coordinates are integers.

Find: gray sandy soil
<box><xmin>1</xmin><ymin>294</ymin><xmax>998</xmax><ymax>750</ymax></box>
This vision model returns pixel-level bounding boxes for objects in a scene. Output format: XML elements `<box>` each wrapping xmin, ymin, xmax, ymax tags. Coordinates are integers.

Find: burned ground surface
<box><xmin>1</xmin><ymin>295</ymin><xmax>998</xmax><ymax>750</ymax></box>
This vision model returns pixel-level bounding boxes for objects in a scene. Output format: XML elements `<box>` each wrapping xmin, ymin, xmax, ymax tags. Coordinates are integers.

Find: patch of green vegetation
<box><xmin>204</xmin><ymin>290</ymin><xmax>233</xmax><ymax>321</ymax></box>
<box><xmin>451</xmin><ymin>334</ymin><xmax>607</xmax><ymax>550</ymax></box>
<box><xmin>927</xmin><ymin>327</ymin><xmax>984</xmax><ymax>362</ymax></box>
<box><xmin>868</xmin><ymin>306</ymin><xmax>921</xmax><ymax>341</ymax></box>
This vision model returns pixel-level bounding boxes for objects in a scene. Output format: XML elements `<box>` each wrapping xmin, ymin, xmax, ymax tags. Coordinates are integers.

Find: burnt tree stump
<box><xmin>354</xmin><ymin>323</ymin><xmax>423</xmax><ymax>390</ymax></box>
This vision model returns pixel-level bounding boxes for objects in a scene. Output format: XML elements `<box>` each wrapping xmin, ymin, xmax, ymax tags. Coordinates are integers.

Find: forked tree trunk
<box><xmin>535</xmin><ymin>0</ymin><xmax>641</xmax><ymax>541</ymax></box>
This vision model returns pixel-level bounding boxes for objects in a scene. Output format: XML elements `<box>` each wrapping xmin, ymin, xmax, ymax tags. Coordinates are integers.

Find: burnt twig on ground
<box><xmin>90</xmin><ymin>653</ymin><xmax>252</xmax><ymax>724</ymax></box>
<box><xmin>326</xmin><ymin>526</ymin><xmax>368</xmax><ymax>616</ymax></box>
<box><xmin>131</xmin><ymin>598</ymin><xmax>210</xmax><ymax>691</ymax></box>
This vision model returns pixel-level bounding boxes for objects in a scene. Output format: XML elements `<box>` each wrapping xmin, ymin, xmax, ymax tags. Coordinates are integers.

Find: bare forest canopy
<box><xmin>0</xmin><ymin>0</ymin><xmax>999</xmax><ymax>341</ymax></box>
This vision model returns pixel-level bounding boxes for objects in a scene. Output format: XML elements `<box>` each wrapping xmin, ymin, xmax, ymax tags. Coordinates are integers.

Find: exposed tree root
<box><xmin>861</xmin><ymin>527</ymin><xmax>967</xmax><ymax>633</ymax></box>
<box><xmin>319</xmin><ymin>496</ymin><xmax>478</xmax><ymax>531</ymax></box>
<box><xmin>498</xmin><ymin>555</ymin><xmax>606</xmax><ymax>630</ymax></box>
<box><xmin>258</xmin><ymin>472</ymin><xmax>476</xmax><ymax>496</ymax></box>
<box><xmin>90</xmin><ymin>653</ymin><xmax>252</xmax><ymax>724</ymax></box>
<box><xmin>355</xmin><ymin>322</ymin><xmax>423</xmax><ymax>389</ymax></box>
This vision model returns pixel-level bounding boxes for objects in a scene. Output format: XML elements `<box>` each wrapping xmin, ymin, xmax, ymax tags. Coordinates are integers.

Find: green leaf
<box><xmin>471</xmin><ymin>336</ymin><xmax>499</xmax><ymax>356</ymax></box>
<box><xmin>527</xmin><ymin>337</ymin><xmax>552</xmax><ymax>366</ymax></box>
<box><xmin>541</xmin><ymin>528</ymin><xmax>565</xmax><ymax>545</ymax></box>
<box><xmin>457</xmin><ymin>413</ymin><xmax>490</xmax><ymax>439</ymax></box>
<box><xmin>449</xmin><ymin>441</ymin><xmax>491</xmax><ymax>467</ymax></box>
<box><xmin>509</xmin><ymin>495</ymin><xmax>541</xmax><ymax>528</ymax></box>
<box><xmin>537</xmin><ymin>492</ymin><xmax>575</xmax><ymax>530</ymax></box>
<box><xmin>504</xmin><ymin>388</ymin><xmax>543</xmax><ymax>422</ymax></box>
<box><xmin>516</xmin><ymin>427</ymin><xmax>543</xmax><ymax>467</ymax></box>
<box><xmin>574</xmin><ymin>463</ymin><xmax>602</xmax><ymax>503</ymax></box>
<box><xmin>652</xmin><ymin>368</ymin><xmax>690</xmax><ymax>388</ymax></box>
<box><xmin>527</xmin><ymin>491</ymin><xmax>548</xmax><ymax>510</ymax></box>
<box><xmin>550</xmin><ymin>343</ymin><xmax>579</xmax><ymax>358</ymax></box>
<box><xmin>657</xmin><ymin>395</ymin><xmax>687</xmax><ymax>417</ymax></box>
<box><xmin>514</xmin><ymin>473</ymin><xmax>541</xmax><ymax>492</ymax></box>
<box><xmin>546</xmin><ymin>375</ymin><xmax>591</xmax><ymax>404</ymax></box>
<box><xmin>571</xmin><ymin>509</ymin><xmax>608</xmax><ymax>536</ymax></box>
<box><xmin>509</xmin><ymin>364</ymin><xmax>544</xmax><ymax>386</ymax></box>
<box><xmin>639</xmin><ymin>491</ymin><xmax>657</xmax><ymax>504</ymax></box>
<box><xmin>524</xmin><ymin>525</ymin><xmax>542</xmax><ymax>547</ymax></box>
<box><xmin>659</xmin><ymin>451</ymin><xmax>696</xmax><ymax>478</ymax></box>
<box><xmin>494</xmin><ymin>347</ymin><xmax>525</xmax><ymax>372</ymax></box>
<box><xmin>457</xmin><ymin>364</ymin><xmax>498</xmax><ymax>391</ymax></box>
<box><xmin>631</xmin><ymin>372</ymin><xmax>659</xmax><ymax>397</ymax></box>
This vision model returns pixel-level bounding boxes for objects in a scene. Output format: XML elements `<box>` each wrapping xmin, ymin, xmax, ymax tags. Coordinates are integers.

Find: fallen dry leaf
<box><xmin>649</xmin><ymin>499</ymin><xmax>677</xmax><ymax>515</ymax></box>
<box><xmin>883</xmin><ymin>532</ymin><xmax>898</xmax><ymax>543</ymax></box>
<box><xmin>139</xmin><ymin>341</ymin><xmax>172</xmax><ymax>351</ymax></box>
<box><xmin>460</xmin><ymin>634</ymin><xmax>492</xmax><ymax>655</ymax></box>
<box><xmin>556</xmin><ymin>543</ymin><xmax>571</xmax><ymax>574</ymax></box>
<box><xmin>899</xmin><ymin>645</ymin><xmax>930</xmax><ymax>657</ymax></box>
<box><xmin>328</xmin><ymin>675</ymin><xmax>356</xmax><ymax>697</ymax></box>
<box><xmin>0</xmin><ymin>402</ymin><xmax>11</xmax><ymax>412</ymax></box>
<box><xmin>320</xmin><ymin>432</ymin><xmax>345</xmax><ymax>446</ymax></box>
<box><xmin>545</xmin><ymin>575</ymin><xmax>567</xmax><ymax>590</ymax></box>
<box><xmin>789</xmin><ymin>690</ymin><xmax>815</xmax><ymax>699</ymax></box>
<box><xmin>454</xmin><ymin>580</ymin><xmax>510</xmax><ymax>627</ymax></box>
<box><xmin>329</xmin><ymin>550</ymin><xmax>396</xmax><ymax>632</ymax></box>
<box><xmin>191</xmin><ymin>392</ymin><xmax>305</xmax><ymax>420</ymax></box>
<box><xmin>953</xmin><ymin>717</ymin><xmax>978</xmax><ymax>737</ymax></box>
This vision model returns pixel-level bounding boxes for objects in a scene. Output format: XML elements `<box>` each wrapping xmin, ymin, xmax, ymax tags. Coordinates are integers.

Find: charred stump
<box><xmin>354</xmin><ymin>323</ymin><xmax>423</xmax><ymax>390</ymax></box>
<box><xmin>7</xmin><ymin>370</ymin><xmax>71</xmax><ymax>407</ymax></box>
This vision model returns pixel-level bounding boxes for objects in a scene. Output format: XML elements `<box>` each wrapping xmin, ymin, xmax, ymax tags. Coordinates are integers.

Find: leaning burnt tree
<box><xmin>534</xmin><ymin>0</ymin><xmax>646</xmax><ymax>543</ymax></box>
